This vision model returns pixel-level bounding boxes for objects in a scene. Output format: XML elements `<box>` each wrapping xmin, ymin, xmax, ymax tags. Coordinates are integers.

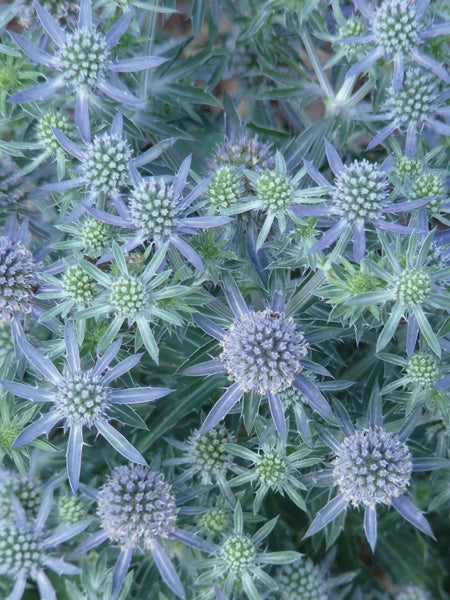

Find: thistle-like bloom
<box><xmin>0</xmin><ymin>488</ymin><xmax>89</xmax><ymax>600</ymax></box>
<box><xmin>222</xmin><ymin>152</ymin><xmax>327</xmax><ymax>249</ymax></box>
<box><xmin>276</xmin><ymin>556</ymin><xmax>354</xmax><ymax>600</ymax></box>
<box><xmin>74</xmin><ymin>242</ymin><xmax>191</xmax><ymax>362</ymax></box>
<box><xmin>0</xmin><ymin>321</ymin><xmax>171</xmax><ymax>492</ymax></box>
<box><xmin>342</xmin><ymin>0</ymin><xmax>450</xmax><ymax>90</ymax></box>
<box><xmin>185</xmin><ymin>275</ymin><xmax>335</xmax><ymax>441</ymax></box>
<box><xmin>73</xmin><ymin>464</ymin><xmax>215</xmax><ymax>600</ymax></box>
<box><xmin>381</xmin><ymin>350</ymin><xmax>449</xmax><ymax>399</ymax></box>
<box><xmin>210</xmin><ymin>134</ymin><xmax>275</xmax><ymax>172</ymax></box>
<box><xmin>297</xmin><ymin>141</ymin><xmax>428</xmax><ymax>262</ymax></box>
<box><xmin>8</xmin><ymin>0</ymin><xmax>166</xmax><ymax>141</ymax></box>
<box><xmin>197</xmin><ymin>501</ymin><xmax>301</xmax><ymax>600</ymax></box>
<box><xmin>0</xmin><ymin>470</ymin><xmax>40</xmax><ymax>519</ymax></box>
<box><xmin>361</xmin><ymin>67</ymin><xmax>450</xmax><ymax>157</ymax></box>
<box><xmin>0</xmin><ymin>215</ymin><xmax>39</xmax><ymax>323</ymax></box>
<box><xmin>87</xmin><ymin>155</ymin><xmax>230</xmax><ymax>271</ymax></box>
<box><xmin>44</xmin><ymin>112</ymin><xmax>171</xmax><ymax>221</ymax></box>
<box><xmin>304</xmin><ymin>399</ymin><xmax>448</xmax><ymax>551</ymax></box>
<box><xmin>227</xmin><ymin>436</ymin><xmax>319</xmax><ymax>513</ymax></box>
<box><xmin>167</xmin><ymin>425</ymin><xmax>236</xmax><ymax>487</ymax></box>
<box><xmin>54</xmin><ymin>216</ymin><xmax>112</xmax><ymax>258</ymax></box>
<box><xmin>345</xmin><ymin>232</ymin><xmax>449</xmax><ymax>356</ymax></box>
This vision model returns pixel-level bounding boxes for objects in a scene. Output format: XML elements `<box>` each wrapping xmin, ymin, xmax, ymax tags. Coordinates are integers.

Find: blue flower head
<box><xmin>8</xmin><ymin>0</ymin><xmax>166</xmax><ymax>141</ymax></box>
<box><xmin>342</xmin><ymin>0</ymin><xmax>450</xmax><ymax>91</ymax></box>
<box><xmin>73</xmin><ymin>463</ymin><xmax>215</xmax><ymax>600</ymax></box>
<box><xmin>0</xmin><ymin>321</ymin><xmax>172</xmax><ymax>492</ymax></box>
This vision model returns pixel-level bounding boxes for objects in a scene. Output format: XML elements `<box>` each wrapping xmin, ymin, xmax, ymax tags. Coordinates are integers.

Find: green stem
<box><xmin>300</xmin><ymin>29</ymin><xmax>334</xmax><ymax>102</ymax></box>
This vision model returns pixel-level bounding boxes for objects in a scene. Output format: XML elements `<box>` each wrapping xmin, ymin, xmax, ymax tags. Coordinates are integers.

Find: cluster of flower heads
<box><xmin>0</xmin><ymin>0</ymin><xmax>448</xmax><ymax>599</ymax></box>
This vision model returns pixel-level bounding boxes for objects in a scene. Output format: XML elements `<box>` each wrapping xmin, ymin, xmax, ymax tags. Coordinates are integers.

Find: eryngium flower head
<box><xmin>81</xmin><ymin>133</ymin><xmax>132</xmax><ymax>195</ymax></box>
<box><xmin>57</xmin><ymin>28</ymin><xmax>109</xmax><ymax>87</ymax></box>
<box><xmin>333</xmin><ymin>426</ymin><xmax>412</xmax><ymax>506</ymax></box>
<box><xmin>220</xmin><ymin>309</ymin><xmax>308</xmax><ymax>395</ymax></box>
<box><xmin>129</xmin><ymin>178</ymin><xmax>179</xmax><ymax>242</ymax></box>
<box><xmin>337</xmin><ymin>16</ymin><xmax>366</xmax><ymax>58</ymax></box>
<box><xmin>79</xmin><ymin>217</ymin><xmax>111</xmax><ymax>257</ymax></box>
<box><xmin>406</xmin><ymin>353</ymin><xmax>440</xmax><ymax>389</ymax></box>
<box><xmin>277</xmin><ymin>558</ymin><xmax>329</xmax><ymax>600</ymax></box>
<box><xmin>98</xmin><ymin>465</ymin><xmax>178</xmax><ymax>551</ymax></box>
<box><xmin>0</xmin><ymin>235</ymin><xmax>38</xmax><ymax>320</ymax></box>
<box><xmin>410</xmin><ymin>172</ymin><xmax>446</xmax><ymax>213</ymax></box>
<box><xmin>0</xmin><ymin>521</ymin><xmax>43</xmax><ymax>579</ymax></box>
<box><xmin>61</xmin><ymin>264</ymin><xmax>96</xmax><ymax>305</ymax></box>
<box><xmin>386</xmin><ymin>68</ymin><xmax>437</xmax><ymax>129</ymax></box>
<box><xmin>393</xmin><ymin>156</ymin><xmax>422</xmax><ymax>181</ymax></box>
<box><xmin>36</xmin><ymin>111</ymin><xmax>71</xmax><ymax>154</ymax></box>
<box><xmin>55</xmin><ymin>370</ymin><xmax>109</xmax><ymax>427</ymax></box>
<box><xmin>0</xmin><ymin>489</ymin><xmax>86</xmax><ymax>600</ymax></box>
<box><xmin>200</xmin><ymin>506</ymin><xmax>230</xmax><ymax>536</ymax></box>
<box><xmin>109</xmin><ymin>274</ymin><xmax>147</xmax><ymax>318</ymax></box>
<box><xmin>221</xmin><ymin>534</ymin><xmax>256</xmax><ymax>574</ymax></box>
<box><xmin>256</xmin><ymin>170</ymin><xmax>294</xmax><ymax>211</ymax></box>
<box><xmin>211</xmin><ymin>134</ymin><xmax>275</xmax><ymax>172</ymax></box>
<box><xmin>397</xmin><ymin>585</ymin><xmax>432</xmax><ymax>600</ymax></box>
<box><xmin>372</xmin><ymin>0</ymin><xmax>420</xmax><ymax>57</ymax></box>
<box><xmin>187</xmin><ymin>426</ymin><xmax>234</xmax><ymax>484</ymax></box>
<box><xmin>0</xmin><ymin>471</ymin><xmax>40</xmax><ymax>519</ymax></box>
<box><xmin>58</xmin><ymin>494</ymin><xmax>88</xmax><ymax>525</ymax></box>
<box><xmin>256</xmin><ymin>451</ymin><xmax>288</xmax><ymax>487</ymax></box>
<box><xmin>207</xmin><ymin>165</ymin><xmax>245</xmax><ymax>210</ymax></box>
<box><xmin>333</xmin><ymin>159</ymin><xmax>389</xmax><ymax>223</ymax></box>
<box><xmin>392</xmin><ymin>269</ymin><xmax>432</xmax><ymax>307</ymax></box>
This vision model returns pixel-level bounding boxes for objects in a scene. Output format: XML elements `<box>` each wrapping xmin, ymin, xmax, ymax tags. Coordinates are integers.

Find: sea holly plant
<box><xmin>44</xmin><ymin>112</ymin><xmax>175</xmax><ymax>222</ymax></box>
<box><xmin>74</xmin><ymin>242</ymin><xmax>192</xmax><ymax>362</ymax></box>
<box><xmin>345</xmin><ymin>232</ymin><xmax>450</xmax><ymax>355</ymax></box>
<box><xmin>0</xmin><ymin>488</ymin><xmax>90</xmax><ymax>600</ymax></box>
<box><xmin>304</xmin><ymin>397</ymin><xmax>449</xmax><ymax>552</ymax></box>
<box><xmin>0</xmin><ymin>321</ymin><xmax>171</xmax><ymax>492</ymax></box>
<box><xmin>342</xmin><ymin>0</ymin><xmax>450</xmax><ymax>89</ymax></box>
<box><xmin>86</xmin><ymin>154</ymin><xmax>231</xmax><ymax>270</ymax></box>
<box><xmin>7</xmin><ymin>0</ymin><xmax>167</xmax><ymax>141</ymax></box>
<box><xmin>72</xmin><ymin>464</ymin><xmax>216</xmax><ymax>600</ymax></box>
<box><xmin>298</xmin><ymin>140</ymin><xmax>429</xmax><ymax>262</ymax></box>
<box><xmin>185</xmin><ymin>275</ymin><xmax>335</xmax><ymax>442</ymax></box>
<box><xmin>0</xmin><ymin>0</ymin><xmax>449</xmax><ymax>597</ymax></box>
<box><xmin>195</xmin><ymin>501</ymin><xmax>301</xmax><ymax>600</ymax></box>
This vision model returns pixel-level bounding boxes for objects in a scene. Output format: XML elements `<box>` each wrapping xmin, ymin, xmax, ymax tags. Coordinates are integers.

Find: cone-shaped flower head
<box><xmin>332</xmin><ymin>159</ymin><xmax>389</xmax><ymax>224</ymax></box>
<box><xmin>129</xmin><ymin>178</ymin><xmax>180</xmax><ymax>243</ymax></box>
<box><xmin>211</xmin><ymin>134</ymin><xmax>275</xmax><ymax>172</ymax></box>
<box><xmin>98</xmin><ymin>465</ymin><xmax>178</xmax><ymax>551</ymax></box>
<box><xmin>200</xmin><ymin>507</ymin><xmax>230</xmax><ymax>536</ymax></box>
<box><xmin>410</xmin><ymin>172</ymin><xmax>446</xmax><ymax>213</ymax></box>
<box><xmin>392</xmin><ymin>269</ymin><xmax>432</xmax><ymax>307</ymax></box>
<box><xmin>61</xmin><ymin>264</ymin><xmax>97</xmax><ymax>305</ymax></box>
<box><xmin>277</xmin><ymin>558</ymin><xmax>329</xmax><ymax>600</ymax></box>
<box><xmin>372</xmin><ymin>0</ymin><xmax>420</xmax><ymax>57</ymax></box>
<box><xmin>187</xmin><ymin>426</ymin><xmax>234</xmax><ymax>484</ymax></box>
<box><xmin>207</xmin><ymin>165</ymin><xmax>245</xmax><ymax>210</ymax></box>
<box><xmin>221</xmin><ymin>534</ymin><xmax>256</xmax><ymax>574</ymax></box>
<box><xmin>55</xmin><ymin>369</ymin><xmax>109</xmax><ymax>427</ymax></box>
<box><xmin>36</xmin><ymin>111</ymin><xmax>72</xmax><ymax>154</ymax></box>
<box><xmin>79</xmin><ymin>217</ymin><xmax>111</xmax><ymax>257</ymax></box>
<box><xmin>0</xmin><ymin>471</ymin><xmax>40</xmax><ymax>519</ymax></box>
<box><xmin>58</xmin><ymin>494</ymin><xmax>88</xmax><ymax>525</ymax></box>
<box><xmin>0</xmin><ymin>489</ymin><xmax>87</xmax><ymax>600</ymax></box>
<box><xmin>81</xmin><ymin>133</ymin><xmax>132</xmax><ymax>195</ymax></box>
<box><xmin>406</xmin><ymin>353</ymin><xmax>440</xmax><ymax>390</ymax></box>
<box><xmin>256</xmin><ymin>170</ymin><xmax>295</xmax><ymax>211</ymax></box>
<box><xmin>333</xmin><ymin>426</ymin><xmax>412</xmax><ymax>506</ymax></box>
<box><xmin>386</xmin><ymin>68</ymin><xmax>437</xmax><ymax>130</ymax></box>
<box><xmin>57</xmin><ymin>28</ymin><xmax>109</xmax><ymax>88</ymax></box>
<box><xmin>220</xmin><ymin>309</ymin><xmax>308</xmax><ymax>395</ymax></box>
